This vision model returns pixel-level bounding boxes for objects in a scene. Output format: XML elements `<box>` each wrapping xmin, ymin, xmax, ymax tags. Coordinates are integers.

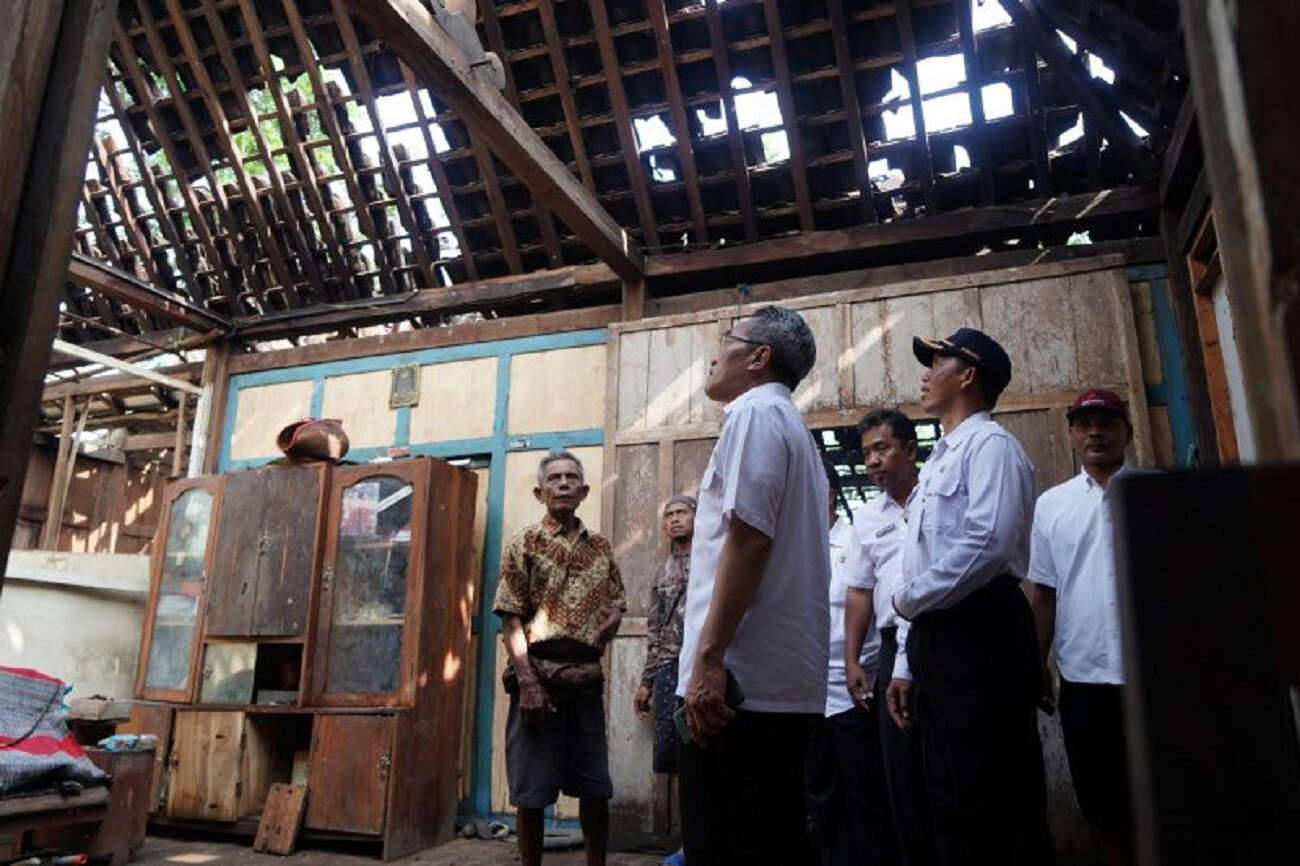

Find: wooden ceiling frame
<box><xmin>588</xmin><ymin>0</ymin><xmax>663</xmax><ymax>250</ymax></box>
<box><xmin>760</xmin><ymin>0</ymin><xmax>814</xmax><ymax>232</ymax></box>
<box><xmin>330</xmin><ymin>0</ymin><xmax>440</xmax><ymax>287</ymax></box>
<box><xmin>956</xmin><ymin>0</ymin><xmax>996</xmax><ymax>205</ymax></box>
<box><xmin>646</xmin><ymin>0</ymin><xmax>709</xmax><ymax>242</ymax></box>
<box><xmin>397</xmin><ymin>60</ymin><xmax>479</xmax><ymax>281</ymax></box>
<box><xmin>896</xmin><ymin>0</ymin><xmax>939</xmax><ymax>215</ymax></box>
<box><xmin>278</xmin><ymin>0</ymin><xmax>402</xmax><ymax>296</ymax></box>
<box><xmin>229</xmin><ymin>0</ymin><xmax>354</xmax><ymax>302</ymax></box>
<box><xmin>157</xmin><ymin>0</ymin><xmax>324</xmax><ymax>308</ymax></box>
<box><xmin>702</xmin><ymin>0</ymin><xmax>759</xmax><ymax>242</ymax></box>
<box><xmin>826</xmin><ymin>0</ymin><xmax>877</xmax><ymax>225</ymax></box>
<box><xmin>131</xmin><ymin>0</ymin><xmax>300</xmax><ymax>310</ymax></box>
<box><xmin>111</xmin><ymin>17</ymin><xmax>261</xmax><ymax>311</ymax></box>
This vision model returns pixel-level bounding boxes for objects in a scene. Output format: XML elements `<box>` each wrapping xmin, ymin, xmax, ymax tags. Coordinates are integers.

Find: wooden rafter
<box><xmin>130</xmin><ymin>0</ymin><xmax>296</xmax><ymax>308</ymax></box>
<box><xmin>331</xmin><ymin>0</ymin><xmax>439</xmax><ymax>288</ymax></box>
<box><xmin>88</xmin><ymin>136</ymin><xmax>160</xmax><ymax>287</ymax></box>
<box><xmin>111</xmin><ymin>17</ymin><xmax>260</xmax><ymax>310</ymax></box>
<box><xmin>997</xmin><ymin>0</ymin><xmax>1157</xmax><ymax>179</ymax></box>
<box><xmin>536</xmin><ymin>0</ymin><xmax>595</xmax><ymax>196</ymax></box>
<box><xmin>278</xmin><ymin>0</ymin><xmax>401</xmax><ymax>296</ymax></box>
<box><xmin>397</xmin><ymin>60</ymin><xmax>478</xmax><ymax>281</ymax></box>
<box><xmin>761</xmin><ymin>0</ymin><xmax>814</xmax><ymax>231</ymax></box>
<box><xmin>68</xmin><ymin>252</ymin><xmax>233</xmax><ymax>333</ymax></box>
<box><xmin>826</xmin><ymin>0</ymin><xmax>875</xmax><ymax>224</ymax></box>
<box><xmin>896</xmin><ymin>0</ymin><xmax>937</xmax><ymax>214</ymax></box>
<box><xmin>956</xmin><ymin>0</ymin><xmax>996</xmax><ymax>204</ymax></box>
<box><xmin>587</xmin><ymin>0</ymin><xmax>662</xmax><ymax>250</ymax></box>
<box><xmin>157</xmin><ymin>0</ymin><xmax>320</xmax><ymax>308</ymax></box>
<box><xmin>473</xmin><ymin>138</ymin><xmax>524</xmax><ymax>273</ymax></box>
<box><xmin>351</xmin><ymin>0</ymin><xmax>643</xmax><ymax>280</ymax></box>
<box><xmin>646</xmin><ymin>0</ymin><xmax>708</xmax><ymax>242</ymax></box>
<box><xmin>228</xmin><ymin>0</ymin><xmax>353</xmax><ymax>302</ymax></box>
<box><xmin>1019</xmin><ymin>27</ymin><xmax>1053</xmax><ymax>195</ymax></box>
<box><xmin>477</xmin><ymin>0</ymin><xmax>563</xmax><ymax>269</ymax></box>
<box><xmin>1071</xmin><ymin>0</ymin><xmax>1185</xmax><ymax>70</ymax></box>
<box><xmin>702</xmin><ymin>0</ymin><xmax>759</xmax><ymax>241</ymax></box>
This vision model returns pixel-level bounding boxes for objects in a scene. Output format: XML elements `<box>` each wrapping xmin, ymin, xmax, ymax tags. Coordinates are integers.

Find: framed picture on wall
<box><xmin>389</xmin><ymin>364</ymin><xmax>420</xmax><ymax>409</ymax></box>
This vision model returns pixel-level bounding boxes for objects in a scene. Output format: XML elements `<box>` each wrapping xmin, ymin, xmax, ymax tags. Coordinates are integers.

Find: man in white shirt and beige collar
<box><xmin>676</xmin><ymin>304</ymin><xmax>829</xmax><ymax>864</ymax></box>
<box><xmin>884</xmin><ymin>327</ymin><xmax>1055</xmax><ymax>865</ymax></box>
<box><xmin>1029</xmin><ymin>388</ymin><xmax>1137</xmax><ymax>866</ymax></box>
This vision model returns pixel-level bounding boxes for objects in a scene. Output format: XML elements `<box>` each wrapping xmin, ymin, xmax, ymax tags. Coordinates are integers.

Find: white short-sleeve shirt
<box><xmin>676</xmin><ymin>382</ymin><xmax>831</xmax><ymax>714</ymax></box>
<box><xmin>848</xmin><ymin>492</ymin><xmax>911</xmax><ymax>680</ymax></box>
<box><xmin>1028</xmin><ymin>467</ymin><xmax>1129</xmax><ymax>684</ymax></box>
<box><xmin>826</xmin><ymin>513</ymin><xmax>881</xmax><ymax>717</ymax></box>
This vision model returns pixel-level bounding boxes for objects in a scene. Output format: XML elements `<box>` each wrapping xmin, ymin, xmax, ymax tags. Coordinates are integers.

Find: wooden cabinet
<box><xmin>135</xmin><ymin>458</ymin><xmax>477</xmax><ymax>860</ymax></box>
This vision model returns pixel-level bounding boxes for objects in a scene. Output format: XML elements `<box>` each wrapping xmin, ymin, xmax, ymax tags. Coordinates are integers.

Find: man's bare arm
<box><xmin>501</xmin><ymin>614</ymin><xmax>550</xmax><ymax>726</ymax></box>
<box><xmin>844</xmin><ymin>586</ymin><xmax>875</xmax><ymax>708</ymax></box>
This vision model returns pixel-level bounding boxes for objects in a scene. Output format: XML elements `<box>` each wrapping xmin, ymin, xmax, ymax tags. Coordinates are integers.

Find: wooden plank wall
<box><xmin>600</xmin><ymin>256</ymin><xmax>1159</xmax><ymax>854</ymax></box>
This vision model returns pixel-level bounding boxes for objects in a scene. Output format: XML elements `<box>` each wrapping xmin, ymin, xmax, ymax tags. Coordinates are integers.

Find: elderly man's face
<box><xmin>662</xmin><ymin>502</ymin><xmax>695</xmax><ymax>542</ymax></box>
<box><xmin>920</xmin><ymin>354</ymin><xmax>974</xmax><ymax>415</ymax></box>
<box><xmin>1069</xmin><ymin>410</ymin><xmax>1130</xmax><ymax>470</ymax></box>
<box><xmin>705</xmin><ymin>320</ymin><xmax>771</xmax><ymax>403</ymax></box>
<box><xmin>534</xmin><ymin>458</ymin><xmax>589</xmax><ymax>517</ymax></box>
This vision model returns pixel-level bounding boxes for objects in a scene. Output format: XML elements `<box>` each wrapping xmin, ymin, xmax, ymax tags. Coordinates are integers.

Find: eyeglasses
<box><xmin>721</xmin><ymin>332</ymin><xmax>766</xmax><ymax>350</ymax></box>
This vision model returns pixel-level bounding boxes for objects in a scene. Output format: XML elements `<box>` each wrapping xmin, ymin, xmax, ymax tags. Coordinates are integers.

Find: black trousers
<box><xmin>679</xmin><ymin>711</ymin><xmax>817</xmax><ymax>866</ymax></box>
<box><xmin>877</xmin><ymin>627</ymin><xmax>940</xmax><ymax>866</ymax></box>
<box><xmin>908</xmin><ymin>577</ymin><xmax>1056</xmax><ymax>866</ymax></box>
<box><xmin>806</xmin><ymin>706</ymin><xmax>900</xmax><ymax>866</ymax></box>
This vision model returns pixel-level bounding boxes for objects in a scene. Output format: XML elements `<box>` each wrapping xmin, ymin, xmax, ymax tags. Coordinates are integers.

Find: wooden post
<box><xmin>172</xmin><ymin>394</ymin><xmax>188</xmax><ymax>478</ymax></box>
<box><xmin>0</xmin><ymin>0</ymin><xmax>118</xmax><ymax>592</ymax></box>
<box><xmin>41</xmin><ymin>397</ymin><xmax>76</xmax><ymax>549</ymax></box>
<box><xmin>1179</xmin><ymin>0</ymin><xmax>1300</xmax><ymax>461</ymax></box>
<box><xmin>622</xmin><ymin>279</ymin><xmax>646</xmax><ymax>322</ymax></box>
<box><xmin>193</xmin><ymin>340</ymin><xmax>231</xmax><ymax>478</ymax></box>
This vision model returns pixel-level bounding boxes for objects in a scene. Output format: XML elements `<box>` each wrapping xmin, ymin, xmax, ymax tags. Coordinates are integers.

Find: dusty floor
<box><xmin>132</xmin><ymin>834</ymin><xmax>664</xmax><ymax>865</ymax></box>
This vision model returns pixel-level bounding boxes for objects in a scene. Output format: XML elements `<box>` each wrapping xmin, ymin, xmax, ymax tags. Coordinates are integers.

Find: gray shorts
<box><xmin>505</xmin><ymin>691</ymin><xmax>613</xmax><ymax>808</ymax></box>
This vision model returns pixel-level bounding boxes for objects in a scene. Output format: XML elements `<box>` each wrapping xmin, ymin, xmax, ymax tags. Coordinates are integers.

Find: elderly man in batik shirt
<box><xmin>494</xmin><ymin>450</ymin><xmax>626</xmax><ymax>866</ymax></box>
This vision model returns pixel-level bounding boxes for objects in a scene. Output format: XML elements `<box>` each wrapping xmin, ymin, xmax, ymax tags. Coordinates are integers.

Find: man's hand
<box><xmin>845</xmin><ymin>658</ymin><xmax>874</xmax><ymax>711</ymax></box>
<box><xmin>1038</xmin><ymin>669</ymin><xmax>1056</xmax><ymax>715</ymax></box>
<box><xmin>684</xmin><ymin>652</ymin><xmax>736</xmax><ymax>741</ymax></box>
<box><xmin>634</xmin><ymin>684</ymin><xmax>652</xmax><ymax>719</ymax></box>
<box><xmin>518</xmin><ymin>675</ymin><xmax>553</xmax><ymax>729</ymax></box>
<box><xmin>885</xmin><ymin>677</ymin><xmax>914</xmax><ymax>730</ymax></box>
<box><xmin>593</xmin><ymin>604</ymin><xmax>622</xmax><ymax>650</ymax></box>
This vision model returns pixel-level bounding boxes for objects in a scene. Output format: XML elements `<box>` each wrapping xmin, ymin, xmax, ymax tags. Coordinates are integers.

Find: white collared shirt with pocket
<box><xmin>892</xmin><ymin>411</ymin><xmax>1036</xmax><ymax>678</ymax></box>
<box><xmin>676</xmin><ymin>382</ymin><xmax>831</xmax><ymax>714</ymax></box>
<box><xmin>1028</xmin><ymin>467</ymin><xmax>1130</xmax><ymax>685</ymax></box>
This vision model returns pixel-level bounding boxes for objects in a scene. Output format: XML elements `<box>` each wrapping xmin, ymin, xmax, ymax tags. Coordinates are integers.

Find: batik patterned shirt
<box><xmin>639</xmin><ymin>552</ymin><xmax>690</xmax><ymax>688</ymax></box>
<box><xmin>492</xmin><ymin>514</ymin><xmax>626</xmax><ymax>650</ymax></box>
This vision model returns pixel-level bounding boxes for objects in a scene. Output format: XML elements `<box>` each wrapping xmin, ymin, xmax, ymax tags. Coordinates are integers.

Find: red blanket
<box><xmin>0</xmin><ymin>666</ymin><xmax>107</xmax><ymax>796</ymax></box>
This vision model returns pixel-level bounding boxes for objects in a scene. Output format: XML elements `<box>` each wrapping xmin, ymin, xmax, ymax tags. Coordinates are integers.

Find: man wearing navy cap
<box><xmin>1029</xmin><ymin>389</ymin><xmax>1136</xmax><ymax>866</ymax></box>
<box><xmin>883</xmin><ymin>327</ymin><xmax>1055</xmax><ymax>865</ymax></box>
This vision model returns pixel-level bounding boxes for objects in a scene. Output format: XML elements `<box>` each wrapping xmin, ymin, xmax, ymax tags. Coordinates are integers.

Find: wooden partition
<box><xmin>600</xmin><ymin>255</ymin><xmax>1158</xmax><ymax>854</ymax></box>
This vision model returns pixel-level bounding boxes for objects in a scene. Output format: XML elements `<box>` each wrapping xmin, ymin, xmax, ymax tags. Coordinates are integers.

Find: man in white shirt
<box><xmin>884</xmin><ymin>327</ymin><xmax>1054</xmax><ymax>865</ymax></box>
<box><xmin>807</xmin><ymin>466</ymin><xmax>896</xmax><ymax>866</ymax></box>
<box><xmin>676</xmin><ymin>305</ymin><xmax>829</xmax><ymax>864</ymax></box>
<box><xmin>1029</xmin><ymin>388</ymin><xmax>1136</xmax><ymax>866</ymax></box>
<box><xmin>843</xmin><ymin>409</ymin><xmax>937</xmax><ymax>866</ymax></box>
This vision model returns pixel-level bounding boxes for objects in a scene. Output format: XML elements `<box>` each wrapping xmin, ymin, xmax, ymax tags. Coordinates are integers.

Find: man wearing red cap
<box><xmin>1029</xmin><ymin>389</ymin><xmax>1136</xmax><ymax>866</ymax></box>
<box><xmin>884</xmin><ymin>327</ymin><xmax>1054</xmax><ymax>865</ymax></box>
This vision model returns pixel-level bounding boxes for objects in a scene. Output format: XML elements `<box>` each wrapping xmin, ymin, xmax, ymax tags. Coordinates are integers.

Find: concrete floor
<box><xmin>132</xmin><ymin>834</ymin><xmax>665</xmax><ymax>865</ymax></box>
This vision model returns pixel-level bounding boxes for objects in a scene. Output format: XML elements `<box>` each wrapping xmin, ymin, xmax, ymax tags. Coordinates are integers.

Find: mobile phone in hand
<box><xmin>674</xmin><ymin>669</ymin><xmax>745</xmax><ymax>746</ymax></box>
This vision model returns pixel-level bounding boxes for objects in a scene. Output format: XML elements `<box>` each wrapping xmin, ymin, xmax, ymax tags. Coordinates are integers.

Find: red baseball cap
<box><xmin>1066</xmin><ymin>388</ymin><xmax>1128</xmax><ymax>422</ymax></box>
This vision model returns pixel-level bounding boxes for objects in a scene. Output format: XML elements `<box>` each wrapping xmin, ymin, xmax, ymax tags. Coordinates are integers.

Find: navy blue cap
<box><xmin>912</xmin><ymin>327</ymin><xmax>1013</xmax><ymax>398</ymax></box>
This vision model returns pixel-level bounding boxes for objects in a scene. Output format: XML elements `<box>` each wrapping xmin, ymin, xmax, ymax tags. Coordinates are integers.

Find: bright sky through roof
<box><xmin>633</xmin><ymin>115</ymin><xmax>675</xmax><ymax>152</ymax></box>
<box><xmin>972</xmin><ymin>0</ymin><xmax>1012</xmax><ymax>31</ymax></box>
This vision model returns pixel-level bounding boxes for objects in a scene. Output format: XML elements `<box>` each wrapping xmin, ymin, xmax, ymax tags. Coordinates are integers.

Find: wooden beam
<box><xmin>956</xmin><ymin>0</ymin><xmax>996</xmax><ymax>204</ymax></box>
<box><xmin>233</xmin><ymin>267</ymin><xmax>599</xmax><ymax>339</ymax></box>
<box><xmin>536</xmin><ymin>0</ymin><xmax>595</xmax><ymax>196</ymax></box>
<box><xmin>1075</xmin><ymin>0</ymin><xmax>1185</xmax><ymax>71</ymax></box>
<box><xmin>278</xmin><ymin>0</ymin><xmax>401</xmax><ymax>296</ymax></box>
<box><xmin>68</xmin><ymin>252</ymin><xmax>233</xmax><ymax>333</ymax></box>
<box><xmin>0</xmin><ymin>0</ymin><xmax>117</xmax><ymax>584</ymax></box>
<box><xmin>587</xmin><ymin>0</ymin><xmax>662</xmax><ymax>250</ymax></box>
<box><xmin>86</xmin><ymin>137</ymin><xmax>162</xmax><ymax>289</ymax></box>
<box><xmin>646</xmin><ymin>0</ymin><xmax>709</xmax><ymax>242</ymax></box>
<box><xmin>622</xmin><ymin>278</ymin><xmax>646</xmax><ymax>321</ymax></box>
<box><xmin>1020</xmin><ymin>28</ymin><xmax>1053</xmax><ymax>195</ymax></box>
<box><xmin>1159</xmin><ymin>92</ymin><xmax>1200</xmax><ymax>207</ymax></box>
<box><xmin>230</xmin><ymin>0</ymin><xmax>352</xmax><ymax>300</ymax></box>
<box><xmin>42</xmin><ymin>364</ymin><xmax>202</xmax><ymax>402</ymax></box>
<box><xmin>896</xmin><ymin>0</ymin><xmax>937</xmax><ymax>215</ymax></box>
<box><xmin>350</xmin><ymin>0</ymin><xmax>643</xmax><ymax>280</ymax></box>
<box><xmin>761</xmin><ymin>0</ymin><xmax>815</xmax><ymax>231</ymax></box>
<box><xmin>826</xmin><ymin>0</ymin><xmax>876</xmax><ymax>223</ymax></box>
<box><xmin>41</xmin><ymin>396</ymin><xmax>76</xmax><ymax>549</ymax></box>
<box><xmin>50</xmin><ymin>340</ymin><xmax>204</xmax><ymax>396</ymax></box>
<box><xmin>702</xmin><ymin>0</ymin><xmax>759</xmax><ymax>242</ymax></box>
<box><xmin>997</xmin><ymin>0</ymin><xmax>1157</xmax><ymax>179</ymax></box>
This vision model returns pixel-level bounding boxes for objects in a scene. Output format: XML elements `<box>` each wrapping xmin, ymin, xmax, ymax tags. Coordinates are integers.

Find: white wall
<box><xmin>0</xmin><ymin>551</ymin><xmax>149</xmax><ymax>699</ymax></box>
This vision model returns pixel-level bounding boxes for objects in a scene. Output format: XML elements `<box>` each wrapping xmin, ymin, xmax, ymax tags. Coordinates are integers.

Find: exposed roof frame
<box><xmin>68</xmin><ymin>251</ymin><xmax>234</xmax><ymax>333</ymax></box>
<box><xmin>350</xmin><ymin>0</ymin><xmax>644</xmax><ymax>281</ymax></box>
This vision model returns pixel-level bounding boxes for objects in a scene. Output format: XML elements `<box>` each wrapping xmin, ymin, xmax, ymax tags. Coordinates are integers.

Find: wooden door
<box><xmin>310</xmin><ymin>461</ymin><xmax>428</xmax><ymax>707</ymax></box>
<box><xmin>305</xmin><ymin>714</ymin><xmax>393</xmax><ymax>835</ymax></box>
<box><xmin>207</xmin><ymin>463</ymin><xmax>326</xmax><ymax>636</ymax></box>
<box><xmin>135</xmin><ymin>477</ymin><xmax>222</xmax><ymax>702</ymax></box>
<box><xmin>166</xmin><ymin>711</ymin><xmax>245</xmax><ymax>821</ymax></box>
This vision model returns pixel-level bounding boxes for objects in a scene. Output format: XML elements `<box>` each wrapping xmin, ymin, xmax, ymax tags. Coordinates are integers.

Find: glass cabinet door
<box><xmin>141</xmin><ymin>484</ymin><xmax>216</xmax><ymax>698</ymax></box>
<box><xmin>321</xmin><ymin>473</ymin><xmax>414</xmax><ymax>697</ymax></box>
